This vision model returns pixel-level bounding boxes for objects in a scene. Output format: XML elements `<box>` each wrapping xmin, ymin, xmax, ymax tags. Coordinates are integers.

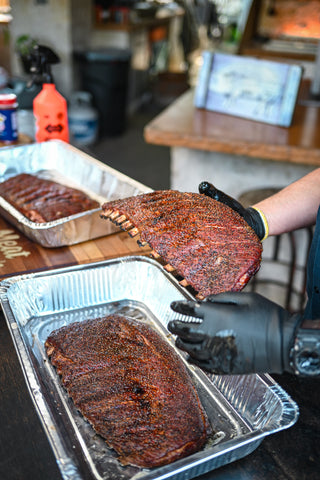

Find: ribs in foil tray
<box><xmin>0</xmin><ymin>140</ymin><xmax>152</xmax><ymax>247</ymax></box>
<box><xmin>0</xmin><ymin>256</ymin><xmax>299</xmax><ymax>480</ymax></box>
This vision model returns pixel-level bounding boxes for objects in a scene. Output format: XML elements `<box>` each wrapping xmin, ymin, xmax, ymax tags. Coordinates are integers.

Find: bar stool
<box><xmin>238</xmin><ymin>188</ymin><xmax>313</xmax><ymax>314</ymax></box>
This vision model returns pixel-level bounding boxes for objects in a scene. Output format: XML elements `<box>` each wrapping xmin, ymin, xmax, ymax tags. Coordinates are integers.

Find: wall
<box><xmin>6</xmin><ymin>1</ymin><xmax>184</xmax><ymax>114</ymax></box>
<box><xmin>9</xmin><ymin>0</ymin><xmax>92</xmax><ymax>98</ymax></box>
<box><xmin>0</xmin><ymin>22</ymin><xmax>11</xmax><ymax>74</ymax></box>
<box><xmin>7</xmin><ymin>0</ymin><xmax>149</xmax><ymax>107</ymax></box>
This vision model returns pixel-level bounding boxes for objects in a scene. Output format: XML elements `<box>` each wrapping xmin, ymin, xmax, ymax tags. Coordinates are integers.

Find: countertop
<box><xmin>144</xmin><ymin>80</ymin><xmax>320</xmax><ymax>166</ymax></box>
<box><xmin>0</xmin><ymin>215</ymin><xmax>319</xmax><ymax>480</ymax></box>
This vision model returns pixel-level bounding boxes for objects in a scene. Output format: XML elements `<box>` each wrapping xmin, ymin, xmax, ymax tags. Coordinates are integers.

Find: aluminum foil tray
<box><xmin>0</xmin><ymin>140</ymin><xmax>152</xmax><ymax>247</ymax></box>
<box><xmin>0</xmin><ymin>256</ymin><xmax>299</xmax><ymax>480</ymax></box>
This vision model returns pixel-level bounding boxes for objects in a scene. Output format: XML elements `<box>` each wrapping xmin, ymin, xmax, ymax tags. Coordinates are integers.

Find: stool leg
<box><xmin>273</xmin><ymin>235</ymin><xmax>281</xmax><ymax>261</ymax></box>
<box><xmin>285</xmin><ymin>232</ymin><xmax>296</xmax><ymax>312</ymax></box>
<box><xmin>299</xmin><ymin>227</ymin><xmax>314</xmax><ymax>312</ymax></box>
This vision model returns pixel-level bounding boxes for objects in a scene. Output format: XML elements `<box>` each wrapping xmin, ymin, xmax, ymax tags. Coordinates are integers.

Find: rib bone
<box><xmin>102</xmin><ymin>209</ymin><xmax>113</xmax><ymax>218</ymax></box>
<box><xmin>110</xmin><ymin>211</ymin><xmax>120</xmax><ymax>221</ymax></box>
<box><xmin>101</xmin><ymin>190</ymin><xmax>262</xmax><ymax>298</ymax></box>
<box><xmin>115</xmin><ymin>214</ymin><xmax>127</xmax><ymax>225</ymax></box>
<box><xmin>128</xmin><ymin>227</ymin><xmax>139</xmax><ymax>237</ymax></box>
<box><xmin>164</xmin><ymin>264</ymin><xmax>175</xmax><ymax>272</ymax></box>
<box><xmin>120</xmin><ymin>220</ymin><xmax>133</xmax><ymax>230</ymax></box>
<box><xmin>150</xmin><ymin>250</ymin><xmax>161</xmax><ymax>259</ymax></box>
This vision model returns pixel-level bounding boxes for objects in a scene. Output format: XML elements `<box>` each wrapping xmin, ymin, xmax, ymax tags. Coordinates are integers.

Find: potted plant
<box><xmin>15</xmin><ymin>34</ymin><xmax>38</xmax><ymax>74</ymax></box>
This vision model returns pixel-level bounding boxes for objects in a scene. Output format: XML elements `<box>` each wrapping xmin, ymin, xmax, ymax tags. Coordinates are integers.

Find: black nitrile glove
<box><xmin>199</xmin><ymin>181</ymin><xmax>268</xmax><ymax>241</ymax></box>
<box><xmin>168</xmin><ymin>292</ymin><xmax>302</xmax><ymax>375</ymax></box>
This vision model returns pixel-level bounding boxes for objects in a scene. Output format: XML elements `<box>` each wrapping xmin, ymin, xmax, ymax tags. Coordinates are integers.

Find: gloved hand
<box><xmin>168</xmin><ymin>292</ymin><xmax>302</xmax><ymax>375</ymax></box>
<box><xmin>199</xmin><ymin>181</ymin><xmax>269</xmax><ymax>241</ymax></box>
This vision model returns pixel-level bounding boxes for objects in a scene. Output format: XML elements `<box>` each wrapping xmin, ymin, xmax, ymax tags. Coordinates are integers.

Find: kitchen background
<box><xmin>0</xmin><ymin>0</ymin><xmax>252</xmax><ymax>188</ymax></box>
<box><xmin>1</xmin><ymin>0</ymin><xmax>320</xmax><ymax>311</ymax></box>
<box><xmin>1</xmin><ymin>1</ymin><xmax>319</xmax><ymax>147</ymax></box>
<box><xmin>1</xmin><ymin>1</ymin><xmax>320</xmax><ymax>307</ymax></box>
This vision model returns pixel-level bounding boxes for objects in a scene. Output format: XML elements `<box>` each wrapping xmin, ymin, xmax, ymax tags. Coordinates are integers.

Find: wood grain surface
<box><xmin>144</xmin><ymin>81</ymin><xmax>320</xmax><ymax>166</ymax></box>
<box><xmin>0</xmin><ymin>216</ymin><xmax>151</xmax><ymax>280</ymax></box>
<box><xmin>0</xmin><ymin>210</ymin><xmax>319</xmax><ymax>480</ymax></box>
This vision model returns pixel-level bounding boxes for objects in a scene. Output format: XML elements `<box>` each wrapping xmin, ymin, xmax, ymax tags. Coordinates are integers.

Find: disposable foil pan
<box><xmin>0</xmin><ymin>140</ymin><xmax>151</xmax><ymax>247</ymax></box>
<box><xmin>0</xmin><ymin>256</ymin><xmax>299</xmax><ymax>480</ymax></box>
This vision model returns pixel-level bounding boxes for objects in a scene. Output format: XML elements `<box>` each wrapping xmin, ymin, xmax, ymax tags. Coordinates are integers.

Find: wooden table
<box><xmin>144</xmin><ymin>80</ymin><xmax>320</xmax><ymax>164</ymax></box>
<box><xmin>0</xmin><ymin>133</ymin><xmax>33</xmax><ymax>149</ymax></box>
<box><xmin>0</xmin><ymin>215</ymin><xmax>320</xmax><ymax>480</ymax></box>
<box><xmin>144</xmin><ymin>80</ymin><xmax>320</xmax><ymax>198</ymax></box>
<box><xmin>0</xmin><ymin>216</ymin><xmax>150</xmax><ymax>280</ymax></box>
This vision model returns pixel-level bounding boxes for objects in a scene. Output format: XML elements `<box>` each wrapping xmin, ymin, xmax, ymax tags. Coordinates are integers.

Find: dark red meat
<box><xmin>0</xmin><ymin>173</ymin><xmax>99</xmax><ymax>222</ymax></box>
<box><xmin>45</xmin><ymin>314</ymin><xmax>210</xmax><ymax>468</ymax></box>
<box><xmin>101</xmin><ymin>190</ymin><xmax>262</xmax><ymax>298</ymax></box>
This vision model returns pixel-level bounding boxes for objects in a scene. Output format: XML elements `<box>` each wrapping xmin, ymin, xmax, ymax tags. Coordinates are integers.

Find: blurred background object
<box><xmin>68</xmin><ymin>91</ymin><xmax>99</xmax><ymax>146</ymax></box>
<box><xmin>2</xmin><ymin>0</ymin><xmax>320</xmax><ymax>144</ymax></box>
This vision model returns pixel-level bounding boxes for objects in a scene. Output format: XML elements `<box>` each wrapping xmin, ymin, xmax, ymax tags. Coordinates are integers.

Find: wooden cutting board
<box><xmin>0</xmin><ymin>216</ymin><xmax>151</xmax><ymax>280</ymax></box>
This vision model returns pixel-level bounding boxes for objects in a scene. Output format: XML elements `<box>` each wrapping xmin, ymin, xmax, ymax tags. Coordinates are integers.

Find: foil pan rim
<box><xmin>0</xmin><ymin>256</ymin><xmax>299</xmax><ymax>480</ymax></box>
<box><xmin>0</xmin><ymin>141</ymin><xmax>152</xmax><ymax>246</ymax></box>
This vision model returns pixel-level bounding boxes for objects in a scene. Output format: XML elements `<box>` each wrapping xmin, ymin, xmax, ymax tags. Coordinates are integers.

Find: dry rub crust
<box><xmin>101</xmin><ymin>190</ymin><xmax>262</xmax><ymax>298</ymax></box>
<box><xmin>45</xmin><ymin>314</ymin><xmax>210</xmax><ymax>468</ymax></box>
<box><xmin>0</xmin><ymin>173</ymin><xmax>99</xmax><ymax>223</ymax></box>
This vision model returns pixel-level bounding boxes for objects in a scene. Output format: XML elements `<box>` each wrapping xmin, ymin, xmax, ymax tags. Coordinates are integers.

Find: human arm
<box><xmin>253</xmin><ymin>168</ymin><xmax>320</xmax><ymax>236</ymax></box>
<box><xmin>199</xmin><ymin>167</ymin><xmax>320</xmax><ymax>237</ymax></box>
<box><xmin>184</xmin><ymin>170</ymin><xmax>320</xmax><ymax>376</ymax></box>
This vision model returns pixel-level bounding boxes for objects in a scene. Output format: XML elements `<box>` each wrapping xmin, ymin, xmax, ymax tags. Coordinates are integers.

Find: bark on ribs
<box><xmin>0</xmin><ymin>173</ymin><xmax>99</xmax><ymax>223</ymax></box>
<box><xmin>101</xmin><ymin>190</ymin><xmax>262</xmax><ymax>298</ymax></box>
<box><xmin>45</xmin><ymin>314</ymin><xmax>210</xmax><ymax>468</ymax></box>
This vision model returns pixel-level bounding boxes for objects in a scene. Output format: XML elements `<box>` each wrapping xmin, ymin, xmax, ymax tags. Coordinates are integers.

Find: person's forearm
<box><xmin>253</xmin><ymin>169</ymin><xmax>320</xmax><ymax>236</ymax></box>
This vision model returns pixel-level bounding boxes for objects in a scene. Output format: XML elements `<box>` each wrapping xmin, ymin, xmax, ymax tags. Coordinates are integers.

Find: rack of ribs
<box><xmin>45</xmin><ymin>314</ymin><xmax>210</xmax><ymax>468</ymax></box>
<box><xmin>0</xmin><ymin>173</ymin><xmax>99</xmax><ymax>223</ymax></box>
<box><xmin>101</xmin><ymin>190</ymin><xmax>262</xmax><ymax>298</ymax></box>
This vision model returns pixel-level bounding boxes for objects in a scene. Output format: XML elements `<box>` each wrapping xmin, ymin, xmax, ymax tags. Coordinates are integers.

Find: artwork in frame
<box><xmin>194</xmin><ymin>51</ymin><xmax>303</xmax><ymax>127</ymax></box>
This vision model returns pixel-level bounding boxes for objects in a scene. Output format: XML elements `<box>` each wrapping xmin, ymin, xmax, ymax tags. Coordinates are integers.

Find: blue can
<box><xmin>0</xmin><ymin>93</ymin><xmax>18</xmax><ymax>142</ymax></box>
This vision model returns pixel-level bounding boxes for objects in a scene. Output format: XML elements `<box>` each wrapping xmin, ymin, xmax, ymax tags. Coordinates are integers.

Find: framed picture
<box><xmin>194</xmin><ymin>51</ymin><xmax>303</xmax><ymax>127</ymax></box>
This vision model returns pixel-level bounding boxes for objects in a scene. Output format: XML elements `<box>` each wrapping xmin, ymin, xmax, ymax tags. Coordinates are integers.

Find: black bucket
<box><xmin>75</xmin><ymin>48</ymin><xmax>131</xmax><ymax>137</ymax></box>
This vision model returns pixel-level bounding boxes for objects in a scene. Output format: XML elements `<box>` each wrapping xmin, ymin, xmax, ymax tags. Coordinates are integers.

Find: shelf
<box><xmin>239</xmin><ymin>0</ymin><xmax>319</xmax><ymax>62</ymax></box>
<box><xmin>94</xmin><ymin>13</ymin><xmax>182</xmax><ymax>32</ymax></box>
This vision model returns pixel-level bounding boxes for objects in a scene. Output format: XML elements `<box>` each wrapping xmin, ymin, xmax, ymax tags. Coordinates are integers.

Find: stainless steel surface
<box><xmin>0</xmin><ymin>256</ymin><xmax>299</xmax><ymax>480</ymax></box>
<box><xmin>0</xmin><ymin>140</ymin><xmax>152</xmax><ymax>247</ymax></box>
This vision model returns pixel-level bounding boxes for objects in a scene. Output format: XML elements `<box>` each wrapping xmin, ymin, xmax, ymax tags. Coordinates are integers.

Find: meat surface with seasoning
<box><xmin>0</xmin><ymin>173</ymin><xmax>99</xmax><ymax>223</ymax></box>
<box><xmin>101</xmin><ymin>190</ymin><xmax>262</xmax><ymax>298</ymax></box>
<box><xmin>45</xmin><ymin>314</ymin><xmax>210</xmax><ymax>468</ymax></box>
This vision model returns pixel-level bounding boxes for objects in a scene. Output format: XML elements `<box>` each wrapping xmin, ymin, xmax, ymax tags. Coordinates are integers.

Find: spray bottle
<box><xmin>30</xmin><ymin>45</ymin><xmax>69</xmax><ymax>143</ymax></box>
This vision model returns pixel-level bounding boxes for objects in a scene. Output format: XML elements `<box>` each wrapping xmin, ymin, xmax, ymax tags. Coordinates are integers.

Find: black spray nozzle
<box><xmin>29</xmin><ymin>45</ymin><xmax>60</xmax><ymax>85</ymax></box>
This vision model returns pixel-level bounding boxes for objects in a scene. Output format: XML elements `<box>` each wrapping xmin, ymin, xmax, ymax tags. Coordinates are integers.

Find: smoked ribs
<box><xmin>0</xmin><ymin>173</ymin><xmax>99</xmax><ymax>223</ymax></box>
<box><xmin>101</xmin><ymin>190</ymin><xmax>262</xmax><ymax>298</ymax></box>
<box><xmin>45</xmin><ymin>314</ymin><xmax>210</xmax><ymax>468</ymax></box>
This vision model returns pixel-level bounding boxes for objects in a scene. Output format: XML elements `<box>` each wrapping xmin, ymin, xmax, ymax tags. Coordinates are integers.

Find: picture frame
<box><xmin>194</xmin><ymin>51</ymin><xmax>303</xmax><ymax>127</ymax></box>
